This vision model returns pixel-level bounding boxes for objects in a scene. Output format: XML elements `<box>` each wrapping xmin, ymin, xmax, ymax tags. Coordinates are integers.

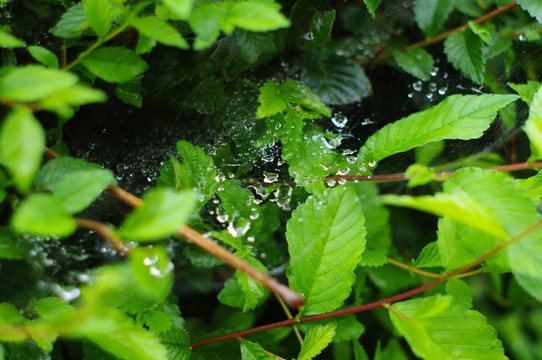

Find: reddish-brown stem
<box><xmin>357</xmin><ymin>1</ymin><xmax>518</xmax><ymax>67</ymax></box>
<box><xmin>191</xmin><ymin>219</ymin><xmax>542</xmax><ymax>349</ymax></box>
<box><xmin>74</xmin><ymin>217</ymin><xmax>131</xmax><ymax>255</ymax></box>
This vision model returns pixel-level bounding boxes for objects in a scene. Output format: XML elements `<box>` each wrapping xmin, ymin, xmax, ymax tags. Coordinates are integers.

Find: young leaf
<box><xmin>517</xmin><ymin>0</ymin><xmax>542</xmax><ymax>24</ymax></box>
<box><xmin>256</xmin><ymin>81</ymin><xmax>287</xmax><ymax>118</ymax></box>
<box><xmin>287</xmin><ymin>184</ymin><xmax>366</xmax><ymax>315</ymax></box>
<box><xmin>509</xmin><ymin>81</ymin><xmax>541</xmax><ymax>105</ymax></box>
<box><xmin>393</xmin><ymin>48</ymin><xmax>434</xmax><ymax>81</ymax></box>
<box><xmin>364</xmin><ymin>0</ymin><xmax>382</xmax><ymax>19</ymax></box>
<box><xmin>84</xmin><ymin>0</ymin><xmax>115</xmax><ymax>37</ymax></box>
<box><xmin>130</xmin><ymin>247</ymin><xmax>173</xmax><ymax>302</ymax></box>
<box><xmin>293</xmin><ymin>9</ymin><xmax>335</xmax><ymax>50</ymax></box>
<box><xmin>523</xmin><ymin>85</ymin><xmax>542</xmax><ymax>159</ymax></box>
<box><xmin>301</xmin><ymin>55</ymin><xmax>371</xmax><ymax>105</ymax></box>
<box><xmin>413</xmin><ymin>241</ymin><xmax>441</xmax><ymax>269</ymax></box>
<box><xmin>298</xmin><ymin>323</ymin><xmax>336</xmax><ymax>360</ymax></box>
<box><xmin>163</xmin><ymin>0</ymin><xmax>193</xmax><ymax>20</ymax></box>
<box><xmin>176</xmin><ymin>140</ymin><xmax>218</xmax><ymax>204</ymax></box>
<box><xmin>51</xmin><ymin>2</ymin><xmax>88</xmax><ymax>39</ymax></box>
<box><xmin>445</xmin><ymin>278</ymin><xmax>473</xmax><ymax>308</ymax></box>
<box><xmin>358</xmin><ymin>94</ymin><xmax>518</xmax><ymax>164</ymax></box>
<box><xmin>389</xmin><ymin>295</ymin><xmax>506</xmax><ymax>360</ymax></box>
<box><xmin>131</xmin><ymin>17</ymin><xmax>189</xmax><ymax>49</ymax></box>
<box><xmin>117</xmin><ymin>188</ymin><xmax>197</xmax><ymax>242</ymax></box>
<box><xmin>187</xmin><ymin>2</ymin><xmax>221</xmax><ymax>50</ymax></box>
<box><xmin>221</xmin><ymin>0</ymin><xmax>290</xmax><ymax>34</ymax></box>
<box><xmin>27</xmin><ymin>46</ymin><xmax>59</xmax><ymax>69</ymax></box>
<box><xmin>414</xmin><ymin>0</ymin><xmax>453</xmax><ymax>37</ymax></box>
<box><xmin>0</xmin><ymin>107</ymin><xmax>45</xmax><ymax>192</ymax></box>
<box><xmin>240</xmin><ymin>340</ymin><xmax>275</xmax><ymax>360</ymax></box>
<box><xmin>12</xmin><ymin>193</ymin><xmax>76</xmax><ymax>237</ymax></box>
<box><xmin>81</xmin><ymin>47</ymin><xmax>148</xmax><ymax>84</ymax></box>
<box><xmin>444</xmin><ymin>28</ymin><xmax>485</xmax><ymax>84</ymax></box>
<box><xmin>0</xmin><ymin>31</ymin><xmax>25</xmax><ymax>48</ymax></box>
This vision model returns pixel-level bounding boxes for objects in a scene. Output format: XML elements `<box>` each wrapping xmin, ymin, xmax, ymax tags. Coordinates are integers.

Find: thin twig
<box><xmin>387</xmin><ymin>257</ymin><xmax>440</xmax><ymax>278</ymax></box>
<box><xmin>74</xmin><ymin>217</ymin><xmax>131</xmax><ymax>255</ymax></box>
<box><xmin>276</xmin><ymin>295</ymin><xmax>304</xmax><ymax>345</ymax></box>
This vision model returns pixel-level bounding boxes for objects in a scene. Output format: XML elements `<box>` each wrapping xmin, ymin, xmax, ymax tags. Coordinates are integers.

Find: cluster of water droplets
<box><xmin>407</xmin><ymin>65</ymin><xmax>449</xmax><ymax>102</ymax></box>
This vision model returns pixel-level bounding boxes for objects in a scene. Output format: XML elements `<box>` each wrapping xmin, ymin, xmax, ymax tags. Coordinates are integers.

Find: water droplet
<box><xmin>407</xmin><ymin>93</ymin><xmax>414</xmax><ymax>98</ymax></box>
<box><xmin>227</xmin><ymin>218</ymin><xmax>251</xmax><ymax>237</ymax></box>
<box><xmin>331</xmin><ymin>114</ymin><xmax>349</xmax><ymax>129</ymax></box>
<box><xmin>263</xmin><ymin>172</ymin><xmax>279</xmax><ymax>183</ymax></box>
<box><xmin>327</xmin><ymin>179</ymin><xmax>337</xmax><ymax>187</ymax></box>
<box><xmin>338</xmin><ymin>178</ymin><xmax>347</xmax><ymax>185</ymax></box>
<box><xmin>247</xmin><ymin>236</ymin><xmax>255</xmax><ymax>243</ymax></box>
<box><xmin>519</xmin><ymin>33</ymin><xmax>526</xmax><ymax>41</ymax></box>
<box><xmin>429</xmin><ymin>83</ymin><xmax>437</xmax><ymax>92</ymax></box>
<box><xmin>249</xmin><ymin>212</ymin><xmax>259</xmax><ymax>220</ymax></box>
<box><xmin>303</xmin><ymin>32</ymin><xmax>314</xmax><ymax>41</ymax></box>
<box><xmin>361</xmin><ymin>118</ymin><xmax>374</xmax><ymax>125</ymax></box>
<box><xmin>216</xmin><ymin>209</ymin><xmax>229</xmax><ymax>223</ymax></box>
<box><xmin>438</xmin><ymin>86</ymin><xmax>448</xmax><ymax>95</ymax></box>
<box><xmin>412</xmin><ymin>81</ymin><xmax>423</xmax><ymax>91</ymax></box>
<box><xmin>368</xmin><ymin>160</ymin><xmax>377</xmax><ymax>168</ymax></box>
<box><xmin>346</xmin><ymin>156</ymin><xmax>357</xmax><ymax>164</ymax></box>
<box><xmin>426</xmin><ymin>92</ymin><xmax>434</xmax><ymax>100</ymax></box>
<box><xmin>430</xmin><ymin>67</ymin><xmax>439</xmax><ymax>76</ymax></box>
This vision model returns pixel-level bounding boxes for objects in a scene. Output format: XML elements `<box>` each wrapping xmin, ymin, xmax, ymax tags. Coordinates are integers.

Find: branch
<box><xmin>75</xmin><ymin>217</ymin><xmax>131</xmax><ymax>255</ymax></box>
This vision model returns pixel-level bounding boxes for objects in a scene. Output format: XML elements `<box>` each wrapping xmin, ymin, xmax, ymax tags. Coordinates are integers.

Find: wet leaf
<box><xmin>51</xmin><ymin>2</ymin><xmax>88</xmax><ymax>39</ymax></box>
<box><xmin>444</xmin><ymin>28</ymin><xmax>485</xmax><ymax>84</ymax></box>
<box><xmin>82</xmin><ymin>47</ymin><xmax>148</xmax><ymax>83</ymax></box>
<box><xmin>414</xmin><ymin>0</ymin><xmax>453</xmax><ymax>37</ymax></box>
<box><xmin>393</xmin><ymin>48</ymin><xmax>434</xmax><ymax>81</ymax></box>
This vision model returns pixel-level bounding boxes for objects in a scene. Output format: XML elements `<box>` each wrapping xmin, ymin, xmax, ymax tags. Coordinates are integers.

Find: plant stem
<box><xmin>191</xmin><ymin>219</ymin><xmax>542</xmax><ymax>348</ymax></box>
<box><xmin>74</xmin><ymin>217</ymin><xmax>131</xmax><ymax>255</ymax></box>
<box><xmin>276</xmin><ymin>295</ymin><xmax>304</xmax><ymax>345</ymax></box>
<box><xmin>387</xmin><ymin>257</ymin><xmax>441</xmax><ymax>278</ymax></box>
<box><xmin>357</xmin><ymin>1</ymin><xmax>518</xmax><ymax>67</ymax></box>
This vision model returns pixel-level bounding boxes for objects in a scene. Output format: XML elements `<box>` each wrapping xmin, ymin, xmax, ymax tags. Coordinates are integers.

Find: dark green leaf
<box><xmin>177</xmin><ymin>140</ymin><xmax>218</xmax><ymax>204</ymax></box>
<box><xmin>393</xmin><ymin>48</ymin><xmax>434</xmax><ymax>81</ymax></box>
<box><xmin>27</xmin><ymin>46</ymin><xmax>59</xmax><ymax>69</ymax></box>
<box><xmin>84</xmin><ymin>0</ymin><xmax>115</xmax><ymax>37</ymax></box>
<box><xmin>51</xmin><ymin>2</ymin><xmax>88</xmax><ymax>39</ymax></box>
<box><xmin>444</xmin><ymin>29</ymin><xmax>485</xmax><ymax>84</ymax></box>
<box><xmin>517</xmin><ymin>0</ymin><xmax>542</xmax><ymax>23</ymax></box>
<box><xmin>115</xmin><ymin>76</ymin><xmax>143</xmax><ymax>108</ymax></box>
<box><xmin>294</xmin><ymin>10</ymin><xmax>335</xmax><ymax>50</ymax></box>
<box><xmin>414</xmin><ymin>0</ymin><xmax>453</xmax><ymax>37</ymax></box>
<box><xmin>0</xmin><ymin>227</ymin><xmax>22</xmax><ymax>259</ymax></box>
<box><xmin>82</xmin><ymin>47</ymin><xmax>148</xmax><ymax>83</ymax></box>
<box><xmin>364</xmin><ymin>0</ymin><xmax>382</xmax><ymax>18</ymax></box>
<box><xmin>131</xmin><ymin>17</ymin><xmax>188</xmax><ymax>49</ymax></box>
<box><xmin>235</xmin><ymin>29</ymin><xmax>275</xmax><ymax>63</ymax></box>
<box><xmin>161</xmin><ymin>328</ymin><xmax>191</xmax><ymax>360</ymax></box>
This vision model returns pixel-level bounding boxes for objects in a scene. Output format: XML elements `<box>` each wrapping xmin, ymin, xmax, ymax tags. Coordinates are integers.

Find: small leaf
<box><xmin>293</xmin><ymin>10</ymin><xmax>335</xmax><ymax>50</ymax></box>
<box><xmin>298</xmin><ymin>323</ymin><xmax>336</xmax><ymax>360</ymax></box>
<box><xmin>131</xmin><ymin>17</ymin><xmax>188</xmax><ymax>49</ymax></box>
<box><xmin>188</xmin><ymin>3</ymin><xmax>221</xmax><ymax>50</ymax></box>
<box><xmin>364</xmin><ymin>0</ymin><xmax>382</xmax><ymax>18</ymax></box>
<box><xmin>523</xmin><ymin>85</ymin><xmax>542</xmax><ymax>159</ymax></box>
<box><xmin>256</xmin><ymin>81</ymin><xmax>287</xmax><ymax>118</ymax></box>
<box><xmin>413</xmin><ymin>241</ymin><xmax>441</xmax><ymax>268</ymax></box>
<box><xmin>163</xmin><ymin>0</ymin><xmax>193</xmax><ymax>20</ymax></box>
<box><xmin>414</xmin><ymin>0</ymin><xmax>453</xmax><ymax>37</ymax></box>
<box><xmin>27</xmin><ymin>46</ymin><xmax>59</xmax><ymax>69</ymax></box>
<box><xmin>115</xmin><ymin>76</ymin><xmax>143</xmax><ymax>108</ymax></box>
<box><xmin>240</xmin><ymin>340</ymin><xmax>275</xmax><ymax>360</ymax></box>
<box><xmin>51</xmin><ymin>2</ymin><xmax>88</xmax><ymax>39</ymax></box>
<box><xmin>12</xmin><ymin>193</ymin><xmax>76</xmax><ymax>237</ymax></box>
<box><xmin>389</xmin><ymin>294</ymin><xmax>506</xmax><ymax>360</ymax></box>
<box><xmin>117</xmin><ymin>188</ymin><xmax>197</xmax><ymax>242</ymax></box>
<box><xmin>176</xmin><ymin>140</ymin><xmax>218</xmax><ymax>204</ymax></box>
<box><xmin>359</xmin><ymin>250</ymin><xmax>388</xmax><ymax>267</ymax></box>
<box><xmin>0</xmin><ymin>31</ymin><xmax>25</xmax><ymax>48</ymax></box>
<box><xmin>509</xmin><ymin>81</ymin><xmax>541</xmax><ymax>105</ymax></box>
<box><xmin>445</xmin><ymin>278</ymin><xmax>473</xmax><ymax>308</ymax></box>
<box><xmin>517</xmin><ymin>0</ymin><xmax>542</xmax><ymax>23</ymax></box>
<box><xmin>130</xmin><ymin>247</ymin><xmax>173</xmax><ymax>302</ymax></box>
<box><xmin>84</xmin><ymin>0</ymin><xmax>115</xmax><ymax>37</ymax></box>
<box><xmin>82</xmin><ymin>47</ymin><xmax>148</xmax><ymax>84</ymax></box>
<box><xmin>278</xmin><ymin>80</ymin><xmax>331</xmax><ymax>117</ymax></box>
<box><xmin>0</xmin><ymin>227</ymin><xmax>22</xmax><ymax>259</ymax></box>
<box><xmin>35</xmin><ymin>157</ymin><xmax>105</xmax><ymax>191</ymax></box>
<box><xmin>0</xmin><ymin>107</ymin><xmax>45</xmax><ymax>192</ymax></box>
<box><xmin>444</xmin><ymin>28</ymin><xmax>485</xmax><ymax>84</ymax></box>
<box><xmin>393</xmin><ymin>48</ymin><xmax>434</xmax><ymax>81</ymax></box>
<box><xmin>221</xmin><ymin>0</ymin><xmax>290</xmax><ymax>34</ymax></box>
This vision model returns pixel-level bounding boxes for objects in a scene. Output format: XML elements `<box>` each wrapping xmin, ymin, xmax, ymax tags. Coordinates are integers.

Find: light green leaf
<box><xmin>445</xmin><ymin>278</ymin><xmax>472</xmax><ymax>308</ymax></box>
<box><xmin>404</xmin><ymin>164</ymin><xmax>439</xmax><ymax>188</ymax></box>
<box><xmin>36</xmin><ymin>157</ymin><xmax>105</xmax><ymax>191</ymax></box>
<box><xmin>235</xmin><ymin>29</ymin><xmax>275</xmax><ymax>63</ymax></box>
<box><xmin>517</xmin><ymin>0</ymin><xmax>542</xmax><ymax>23</ymax></box>
<box><xmin>359</xmin><ymin>249</ymin><xmax>388</xmax><ymax>267</ymax></box>
<box><xmin>514</xmin><ymin>273</ymin><xmax>542</xmax><ymax>302</ymax></box>
<box><xmin>84</xmin><ymin>0</ymin><xmax>115</xmax><ymax>37</ymax></box>
<box><xmin>256</xmin><ymin>81</ymin><xmax>287</xmax><ymax>119</ymax></box>
<box><xmin>0</xmin><ymin>227</ymin><xmax>22</xmax><ymax>259</ymax></box>
<box><xmin>415</xmin><ymin>140</ymin><xmax>444</xmax><ymax>166</ymax></box>
<box><xmin>301</xmin><ymin>55</ymin><xmax>371</xmax><ymax>105</ymax></box>
<box><xmin>12</xmin><ymin>193</ymin><xmax>76</xmax><ymax>237</ymax></box>
<box><xmin>358</xmin><ymin>94</ymin><xmax>518</xmax><ymax>164</ymax></box>
<box><xmin>517</xmin><ymin>170</ymin><xmax>542</xmax><ymax>205</ymax></box>
<box><xmin>33</xmin><ymin>297</ymin><xmax>76</xmax><ymax>322</ymax></box>
<box><xmin>523</xmin><ymin>85</ymin><xmax>542</xmax><ymax>159</ymax></box>
<box><xmin>51</xmin><ymin>2</ymin><xmax>88</xmax><ymax>39</ymax></box>
<box><xmin>82</xmin><ymin>47</ymin><xmax>148</xmax><ymax>83</ymax></box>
<box><xmin>0</xmin><ymin>65</ymin><xmax>78</xmax><ymax>102</ymax></box>
<box><xmin>235</xmin><ymin>256</ymin><xmax>268</xmax><ymax>312</ymax></box>
<box><xmin>444</xmin><ymin>29</ymin><xmax>485</xmax><ymax>84</ymax></box>
<box><xmin>131</xmin><ymin>17</ymin><xmax>188</xmax><ymax>49</ymax></box>
<box><xmin>382</xmin><ymin>192</ymin><xmax>509</xmax><ymax>240</ymax></box>
<box><xmin>88</xmin><ymin>326</ymin><xmax>167</xmax><ymax>360</ymax></box>
<box><xmin>277</xmin><ymin>80</ymin><xmax>331</xmax><ymax>117</ymax></box>
<box><xmin>117</xmin><ymin>188</ymin><xmax>197</xmax><ymax>242</ymax></box>
<box><xmin>188</xmin><ymin>2</ymin><xmax>222</xmax><ymax>50</ymax></box>
<box><xmin>240</xmin><ymin>340</ymin><xmax>275</xmax><ymax>360</ymax></box>
<box><xmin>298</xmin><ymin>323</ymin><xmax>336</xmax><ymax>360</ymax></box>
<box><xmin>0</xmin><ymin>107</ymin><xmax>45</xmax><ymax>192</ymax></box>
<box><xmin>163</xmin><ymin>0</ymin><xmax>193</xmax><ymax>20</ymax></box>
<box><xmin>509</xmin><ymin>81</ymin><xmax>541</xmax><ymax>105</ymax></box>
<box><xmin>176</xmin><ymin>140</ymin><xmax>218</xmax><ymax>204</ymax></box>
<box><xmin>413</xmin><ymin>241</ymin><xmax>441</xmax><ymax>268</ymax></box>
<box><xmin>287</xmin><ymin>184</ymin><xmax>366</xmax><ymax>315</ymax></box>
<box><xmin>38</xmin><ymin>84</ymin><xmax>107</xmax><ymax>118</ymax></box>
<box><xmin>27</xmin><ymin>46</ymin><xmax>59</xmax><ymax>69</ymax></box>
<box><xmin>414</xmin><ymin>0</ymin><xmax>453</xmax><ymax>37</ymax></box>
<box><xmin>161</xmin><ymin>328</ymin><xmax>191</xmax><ymax>360</ymax></box>
<box><xmin>393</xmin><ymin>48</ymin><xmax>434</xmax><ymax>81</ymax></box>
<box><xmin>389</xmin><ymin>295</ymin><xmax>506</xmax><ymax>360</ymax></box>
<box><xmin>364</xmin><ymin>0</ymin><xmax>382</xmax><ymax>18</ymax></box>
<box><xmin>221</xmin><ymin>0</ymin><xmax>290</xmax><ymax>34</ymax></box>
<box><xmin>130</xmin><ymin>247</ymin><xmax>173</xmax><ymax>302</ymax></box>
<box><xmin>0</xmin><ymin>31</ymin><xmax>25</xmax><ymax>48</ymax></box>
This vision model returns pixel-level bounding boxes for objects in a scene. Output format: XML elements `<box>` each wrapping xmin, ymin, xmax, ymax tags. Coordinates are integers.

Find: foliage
<box><xmin>1</xmin><ymin>0</ymin><xmax>542</xmax><ymax>360</ymax></box>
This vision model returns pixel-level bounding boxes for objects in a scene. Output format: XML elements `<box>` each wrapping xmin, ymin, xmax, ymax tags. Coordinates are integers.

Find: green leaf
<box><xmin>12</xmin><ymin>193</ymin><xmax>76</xmax><ymax>237</ymax></box>
<box><xmin>163</xmin><ymin>0</ymin><xmax>193</xmax><ymax>20</ymax></box>
<box><xmin>51</xmin><ymin>2</ymin><xmax>88</xmax><ymax>39</ymax></box>
<box><xmin>444</xmin><ymin>28</ymin><xmax>485</xmax><ymax>84</ymax></box>
<box><xmin>36</xmin><ymin>157</ymin><xmax>104</xmax><ymax>191</ymax></box>
<box><xmin>393</xmin><ymin>48</ymin><xmax>434</xmax><ymax>81</ymax></box>
<box><xmin>389</xmin><ymin>294</ymin><xmax>506</xmax><ymax>360</ymax></box>
<box><xmin>277</xmin><ymin>80</ymin><xmax>331</xmax><ymax>117</ymax></box>
<box><xmin>115</xmin><ymin>76</ymin><xmax>143</xmax><ymax>108</ymax></box>
<box><xmin>235</xmin><ymin>29</ymin><xmax>275</xmax><ymax>63</ymax></box>
<box><xmin>517</xmin><ymin>0</ymin><xmax>542</xmax><ymax>23</ymax></box>
<box><xmin>27</xmin><ymin>46</ymin><xmax>59</xmax><ymax>69</ymax></box>
<box><xmin>81</xmin><ymin>47</ymin><xmax>148</xmax><ymax>83</ymax></box>
<box><xmin>293</xmin><ymin>10</ymin><xmax>335</xmax><ymax>50</ymax></box>
<box><xmin>118</xmin><ymin>188</ymin><xmax>197</xmax><ymax>242</ymax></box>
<box><xmin>517</xmin><ymin>170</ymin><xmax>542</xmax><ymax>205</ymax></box>
<box><xmin>0</xmin><ymin>227</ymin><xmax>22</xmax><ymax>259</ymax></box>
<box><xmin>509</xmin><ymin>81</ymin><xmax>541</xmax><ymax>105</ymax></box>
<box><xmin>414</xmin><ymin>0</ymin><xmax>453</xmax><ymax>37</ymax></box>
<box><xmin>0</xmin><ymin>107</ymin><xmax>45</xmax><ymax>192</ymax></box>
<box><xmin>404</xmin><ymin>164</ymin><xmax>439</xmax><ymax>188</ymax></box>
<box><xmin>176</xmin><ymin>140</ymin><xmax>218</xmax><ymax>204</ymax></box>
<box><xmin>256</xmin><ymin>81</ymin><xmax>287</xmax><ymax>118</ymax></box>
<box><xmin>0</xmin><ymin>65</ymin><xmax>78</xmax><ymax>102</ymax></box>
<box><xmin>84</xmin><ymin>0</ymin><xmax>115</xmax><ymax>37</ymax></box>
<box><xmin>298</xmin><ymin>323</ymin><xmax>336</xmax><ymax>360</ymax></box>
<box><xmin>130</xmin><ymin>247</ymin><xmax>173</xmax><ymax>302</ymax></box>
<box><xmin>359</xmin><ymin>249</ymin><xmax>388</xmax><ymax>267</ymax></box>
<box><xmin>413</xmin><ymin>241</ymin><xmax>441</xmax><ymax>268</ymax></box>
<box><xmin>235</xmin><ymin>256</ymin><xmax>268</xmax><ymax>312</ymax></box>
<box><xmin>240</xmin><ymin>340</ymin><xmax>275</xmax><ymax>360</ymax></box>
<box><xmin>358</xmin><ymin>94</ymin><xmax>518</xmax><ymax>164</ymax></box>
<box><xmin>364</xmin><ymin>0</ymin><xmax>382</xmax><ymax>18</ymax></box>
<box><xmin>301</xmin><ymin>55</ymin><xmax>371</xmax><ymax>105</ymax></box>
<box><xmin>523</xmin><ymin>85</ymin><xmax>542</xmax><ymax>159</ymax></box>
<box><xmin>287</xmin><ymin>184</ymin><xmax>366</xmax><ymax>315</ymax></box>
<box><xmin>0</xmin><ymin>31</ymin><xmax>25</xmax><ymax>48</ymax></box>
<box><xmin>38</xmin><ymin>84</ymin><xmax>107</xmax><ymax>118</ymax></box>
<box><xmin>131</xmin><ymin>17</ymin><xmax>188</xmax><ymax>49</ymax></box>
<box><xmin>161</xmin><ymin>328</ymin><xmax>191</xmax><ymax>360</ymax></box>
<box><xmin>445</xmin><ymin>278</ymin><xmax>472</xmax><ymax>308</ymax></box>
<box><xmin>188</xmin><ymin>3</ymin><xmax>221</xmax><ymax>50</ymax></box>
<box><xmin>138</xmin><ymin>310</ymin><xmax>172</xmax><ymax>335</ymax></box>
<box><xmin>221</xmin><ymin>0</ymin><xmax>290</xmax><ymax>34</ymax></box>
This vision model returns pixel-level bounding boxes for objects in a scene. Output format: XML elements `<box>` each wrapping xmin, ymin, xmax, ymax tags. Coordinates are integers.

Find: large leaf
<box><xmin>187</xmin><ymin>2</ymin><xmax>222</xmax><ymax>50</ymax></box>
<box><xmin>389</xmin><ymin>294</ymin><xmax>506</xmax><ymax>360</ymax></box>
<box><xmin>88</xmin><ymin>326</ymin><xmax>167</xmax><ymax>360</ymax></box>
<box><xmin>301</xmin><ymin>55</ymin><xmax>371</xmax><ymax>105</ymax></box>
<box><xmin>298</xmin><ymin>323</ymin><xmax>336</xmax><ymax>360</ymax></box>
<box><xmin>523</xmin><ymin>85</ymin><xmax>542</xmax><ymax>159</ymax></box>
<box><xmin>221</xmin><ymin>0</ymin><xmax>290</xmax><ymax>34</ymax></box>
<box><xmin>444</xmin><ymin>28</ymin><xmax>485</xmax><ymax>84</ymax></box>
<box><xmin>0</xmin><ymin>107</ymin><xmax>45</xmax><ymax>192</ymax></box>
<box><xmin>286</xmin><ymin>184</ymin><xmax>366</xmax><ymax>315</ymax></box>
<box><xmin>517</xmin><ymin>0</ymin><xmax>542</xmax><ymax>23</ymax></box>
<box><xmin>131</xmin><ymin>17</ymin><xmax>188</xmax><ymax>49</ymax></box>
<box><xmin>163</xmin><ymin>0</ymin><xmax>193</xmax><ymax>20</ymax></box>
<box><xmin>81</xmin><ymin>47</ymin><xmax>148</xmax><ymax>83</ymax></box>
<box><xmin>289</xmin><ymin>1</ymin><xmax>335</xmax><ymax>50</ymax></box>
<box><xmin>84</xmin><ymin>0</ymin><xmax>115</xmax><ymax>37</ymax></box>
<box><xmin>0</xmin><ymin>31</ymin><xmax>25</xmax><ymax>48</ymax></box>
<box><xmin>358</xmin><ymin>94</ymin><xmax>518</xmax><ymax>164</ymax></box>
<box><xmin>393</xmin><ymin>48</ymin><xmax>434</xmax><ymax>81</ymax></box>
<box><xmin>414</xmin><ymin>0</ymin><xmax>453</xmax><ymax>37</ymax></box>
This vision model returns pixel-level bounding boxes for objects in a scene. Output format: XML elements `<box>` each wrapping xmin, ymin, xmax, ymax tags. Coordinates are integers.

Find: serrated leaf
<box><xmin>445</xmin><ymin>278</ymin><xmax>472</xmax><ymax>308</ymax></box>
<box><xmin>359</xmin><ymin>249</ymin><xmax>388</xmax><ymax>267</ymax></box>
<box><xmin>523</xmin><ymin>85</ymin><xmax>542</xmax><ymax>159</ymax></box>
<box><xmin>235</xmin><ymin>29</ymin><xmax>275</xmax><ymax>63</ymax></box>
<box><xmin>235</xmin><ymin>256</ymin><xmax>268</xmax><ymax>312</ymax></box>
<box><xmin>358</xmin><ymin>94</ymin><xmax>518</xmax><ymax>164</ymax></box>
<box><xmin>0</xmin><ymin>31</ymin><xmax>25</xmax><ymax>48</ymax></box>
<box><xmin>293</xmin><ymin>10</ymin><xmax>335</xmax><ymax>50</ymax></box>
<box><xmin>278</xmin><ymin>80</ymin><xmax>330</xmax><ymax>117</ymax></box>
<box><xmin>364</xmin><ymin>0</ymin><xmax>382</xmax><ymax>18</ymax></box>
<box><xmin>389</xmin><ymin>294</ymin><xmax>506</xmax><ymax>360</ymax></box>
<box><xmin>84</xmin><ymin>0</ymin><xmax>115</xmax><ymax>37</ymax></box>
<box><xmin>163</xmin><ymin>0</ymin><xmax>193</xmax><ymax>20</ymax></box>
<box><xmin>38</xmin><ymin>84</ymin><xmax>107</xmax><ymax>118</ymax></box>
<box><xmin>0</xmin><ymin>65</ymin><xmax>78</xmax><ymax>102</ymax></box>
<box><xmin>517</xmin><ymin>0</ymin><xmax>542</xmax><ymax>23</ymax></box>
<box><xmin>221</xmin><ymin>0</ymin><xmax>290</xmax><ymax>34</ymax></box>
<box><xmin>88</xmin><ymin>326</ymin><xmax>167</xmax><ymax>360</ymax></box>
<box><xmin>256</xmin><ymin>81</ymin><xmax>287</xmax><ymax>118</ymax></box>
<box><xmin>177</xmin><ymin>140</ymin><xmax>218</xmax><ymax>204</ymax></box>
<box><xmin>82</xmin><ymin>47</ymin><xmax>148</xmax><ymax>83</ymax></box>
<box><xmin>287</xmin><ymin>184</ymin><xmax>366</xmax><ymax>315</ymax></box>
<box><xmin>509</xmin><ymin>81</ymin><xmax>541</xmax><ymax>105</ymax></box>
<box><xmin>161</xmin><ymin>328</ymin><xmax>191</xmax><ymax>360</ymax></box>
<box><xmin>51</xmin><ymin>2</ymin><xmax>88</xmax><ymax>39</ymax></box>
<box><xmin>301</xmin><ymin>55</ymin><xmax>371</xmax><ymax>105</ymax></box>
<box><xmin>188</xmin><ymin>2</ymin><xmax>221</xmax><ymax>50</ymax></box>
<box><xmin>138</xmin><ymin>311</ymin><xmax>172</xmax><ymax>335</ymax></box>
<box><xmin>12</xmin><ymin>193</ymin><xmax>76</xmax><ymax>237</ymax></box>
<box><xmin>131</xmin><ymin>17</ymin><xmax>188</xmax><ymax>49</ymax></box>
<box><xmin>27</xmin><ymin>46</ymin><xmax>59</xmax><ymax>69</ymax></box>
<box><xmin>394</xmin><ymin>48</ymin><xmax>434</xmax><ymax>81</ymax></box>
<box><xmin>240</xmin><ymin>340</ymin><xmax>275</xmax><ymax>360</ymax></box>
<box><xmin>414</xmin><ymin>0</ymin><xmax>453</xmax><ymax>37</ymax></box>
<box><xmin>0</xmin><ymin>107</ymin><xmax>45</xmax><ymax>192</ymax></box>
<box><xmin>413</xmin><ymin>241</ymin><xmax>441</xmax><ymax>268</ymax></box>
<box><xmin>444</xmin><ymin>29</ymin><xmax>485</xmax><ymax>84</ymax></box>
<box><xmin>298</xmin><ymin>323</ymin><xmax>336</xmax><ymax>360</ymax></box>
<box><xmin>117</xmin><ymin>188</ymin><xmax>197</xmax><ymax>241</ymax></box>
<box><xmin>115</xmin><ymin>76</ymin><xmax>143</xmax><ymax>108</ymax></box>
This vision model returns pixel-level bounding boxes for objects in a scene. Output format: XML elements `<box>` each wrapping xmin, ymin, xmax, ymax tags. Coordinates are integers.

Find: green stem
<box><xmin>387</xmin><ymin>257</ymin><xmax>441</xmax><ymax>278</ymax></box>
